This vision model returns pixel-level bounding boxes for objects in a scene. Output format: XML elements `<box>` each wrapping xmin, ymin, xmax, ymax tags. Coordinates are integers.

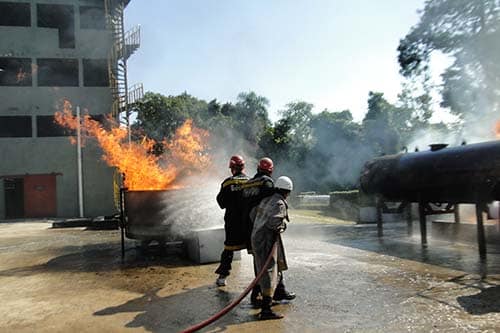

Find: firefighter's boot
<box><xmin>250</xmin><ymin>285</ymin><xmax>262</xmax><ymax>307</ymax></box>
<box><xmin>259</xmin><ymin>296</ymin><xmax>283</xmax><ymax>320</ymax></box>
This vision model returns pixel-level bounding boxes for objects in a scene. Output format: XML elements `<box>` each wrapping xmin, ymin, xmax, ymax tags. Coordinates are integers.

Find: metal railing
<box><xmin>104</xmin><ymin>0</ymin><xmax>142</xmax><ymax>120</ymax></box>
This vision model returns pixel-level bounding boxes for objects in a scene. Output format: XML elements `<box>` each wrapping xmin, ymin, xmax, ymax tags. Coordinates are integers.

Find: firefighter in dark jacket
<box><xmin>242</xmin><ymin>157</ymin><xmax>295</xmax><ymax>305</ymax></box>
<box><xmin>214</xmin><ymin>155</ymin><xmax>250</xmax><ymax>286</ymax></box>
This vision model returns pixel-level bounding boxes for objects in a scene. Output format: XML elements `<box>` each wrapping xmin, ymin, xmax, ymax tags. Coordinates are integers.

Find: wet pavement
<box><xmin>1</xmin><ymin>214</ymin><xmax>500</xmax><ymax>332</ymax></box>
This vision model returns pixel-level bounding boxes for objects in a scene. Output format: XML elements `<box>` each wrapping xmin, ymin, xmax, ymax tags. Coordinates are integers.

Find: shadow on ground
<box><xmin>457</xmin><ymin>284</ymin><xmax>500</xmax><ymax>315</ymax></box>
<box><xmin>0</xmin><ymin>242</ymin><xmax>194</xmax><ymax>277</ymax></box>
<box><xmin>94</xmin><ymin>286</ymin><xmax>259</xmax><ymax>332</ymax></box>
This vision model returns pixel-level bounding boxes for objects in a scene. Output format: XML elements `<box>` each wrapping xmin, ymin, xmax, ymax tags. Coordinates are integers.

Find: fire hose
<box><xmin>179</xmin><ymin>239</ymin><xmax>279</xmax><ymax>333</ymax></box>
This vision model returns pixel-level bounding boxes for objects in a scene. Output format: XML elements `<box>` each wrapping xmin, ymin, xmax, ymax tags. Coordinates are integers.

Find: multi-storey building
<box><xmin>0</xmin><ymin>0</ymin><xmax>140</xmax><ymax>219</ymax></box>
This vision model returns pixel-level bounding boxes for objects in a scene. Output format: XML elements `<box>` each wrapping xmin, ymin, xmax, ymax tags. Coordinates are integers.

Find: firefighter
<box><xmin>242</xmin><ymin>157</ymin><xmax>295</xmax><ymax>305</ymax></box>
<box><xmin>251</xmin><ymin>176</ymin><xmax>294</xmax><ymax>320</ymax></box>
<box><xmin>214</xmin><ymin>155</ymin><xmax>250</xmax><ymax>287</ymax></box>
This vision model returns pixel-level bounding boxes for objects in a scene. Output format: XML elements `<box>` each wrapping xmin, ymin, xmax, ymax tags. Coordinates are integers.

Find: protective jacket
<box><xmin>241</xmin><ymin>172</ymin><xmax>274</xmax><ymax>246</ymax></box>
<box><xmin>216</xmin><ymin>172</ymin><xmax>249</xmax><ymax>250</ymax></box>
<box><xmin>251</xmin><ymin>192</ymin><xmax>289</xmax><ymax>297</ymax></box>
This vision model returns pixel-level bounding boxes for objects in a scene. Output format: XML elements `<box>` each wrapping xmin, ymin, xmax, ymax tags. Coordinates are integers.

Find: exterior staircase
<box><xmin>104</xmin><ymin>0</ymin><xmax>143</xmax><ymax>118</ymax></box>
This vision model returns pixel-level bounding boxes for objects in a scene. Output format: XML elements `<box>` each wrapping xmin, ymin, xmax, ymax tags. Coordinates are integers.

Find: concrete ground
<box><xmin>1</xmin><ymin>212</ymin><xmax>500</xmax><ymax>332</ymax></box>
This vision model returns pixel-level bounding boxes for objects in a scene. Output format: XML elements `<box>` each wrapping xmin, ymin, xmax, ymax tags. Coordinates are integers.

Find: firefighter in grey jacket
<box><xmin>251</xmin><ymin>176</ymin><xmax>293</xmax><ymax>320</ymax></box>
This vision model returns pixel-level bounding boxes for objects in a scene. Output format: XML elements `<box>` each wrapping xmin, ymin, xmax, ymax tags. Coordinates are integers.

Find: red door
<box><xmin>24</xmin><ymin>175</ymin><xmax>56</xmax><ymax>217</ymax></box>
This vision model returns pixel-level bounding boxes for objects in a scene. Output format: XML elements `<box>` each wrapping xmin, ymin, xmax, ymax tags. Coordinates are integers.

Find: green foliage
<box><xmin>198</xmin><ymin>99</ymin><xmax>237</xmax><ymax>136</ymax></box>
<box><xmin>328</xmin><ymin>190</ymin><xmax>360</xmax><ymax>220</ymax></box>
<box><xmin>233</xmin><ymin>92</ymin><xmax>271</xmax><ymax>148</ymax></box>
<box><xmin>131</xmin><ymin>88</ymin><xmax>442</xmax><ymax>194</ymax></box>
<box><xmin>258</xmin><ymin>101</ymin><xmax>313</xmax><ymax>162</ymax></box>
<box><xmin>279</xmin><ymin>101</ymin><xmax>314</xmax><ymax>146</ymax></box>
<box><xmin>358</xmin><ymin>191</ymin><xmax>376</xmax><ymax>206</ymax></box>
<box><xmin>301</xmin><ymin>109</ymin><xmax>367</xmax><ymax>192</ymax></box>
<box><xmin>398</xmin><ymin>0</ymin><xmax>500</xmax><ymax>119</ymax></box>
<box><xmin>362</xmin><ymin>92</ymin><xmax>401</xmax><ymax>156</ymax></box>
<box><xmin>133</xmin><ymin>91</ymin><xmax>208</xmax><ymax>141</ymax></box>
<box><xmin>329</xmin><ymin>190</ymin><xmax>359</xmax><ymax>204</ymax></box>
<box><xmin>133</xmin><ymin>91</ymin><xmax>273</xmax><ymax>159</ymax></box>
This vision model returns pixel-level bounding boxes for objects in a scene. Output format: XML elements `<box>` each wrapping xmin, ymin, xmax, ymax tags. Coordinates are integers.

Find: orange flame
<box><xmin>495</xmin><ymin>121</ymin><xmax>500</xmax><ymax>138</ymax></box>
<box><xmin>16</xmin><ymin>67</ymin><xmax>27</xmax><ymax>83</ymax></box>
<box><xmin>55</xmin><ymin>100</ymin><xmax>211</xmax><ymax>190</ymax></box>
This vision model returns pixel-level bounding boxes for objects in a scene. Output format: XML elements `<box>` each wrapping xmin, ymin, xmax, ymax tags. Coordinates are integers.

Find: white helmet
<box><xmin>275</xmin><ymin>176</ymin><xmax>293</xmax><ymax>191</ymax></box>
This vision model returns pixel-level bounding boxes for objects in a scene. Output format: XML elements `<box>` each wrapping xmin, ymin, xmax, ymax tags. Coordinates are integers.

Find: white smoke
<box><xmin>161</xmin><ymin>177</ymin><xmax>225</xmax><ymax>239</ymax></box>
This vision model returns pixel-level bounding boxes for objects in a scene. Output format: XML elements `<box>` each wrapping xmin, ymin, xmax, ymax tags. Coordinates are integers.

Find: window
<box><xmin>83</xmin><ymin>59</ymin><xmax>109</xmax><ymax>86</ymax></box>
<box><xmin>37</xmin><ymin>58</ymin><xmax>78</xmax><ymax>87</ymax></box>
<box><xmin>80</xmin><ymin>6</ymin><xmax>106</xmax><ymax>30</ymax></box>
<box><xmin>0</xmin><ymin>116</ymin><xmax>32</xmax><ymax>137</ymax></box>
<box><xmin>37</xmin><ymin>4</ymin><xmax>75</xmax><ymax>48</ymax></box>
<box><xmin>36</xmin><ymin>116</ymin><xmax>75</xmax><ymax>137</ymax></box>
<box><xmin>0</xmin><ymin>58</ymin><xmax>32</xmax><ymax>86</ymax></box>
<box><xmin>89</xmin><ymin>114</ymin><xmax>113</xmax><ymax>131</ymax></box>
<box><xmin>0</xmin><ymin>2</ymin><xmax>30</xmax><ymax>27</ymax></box>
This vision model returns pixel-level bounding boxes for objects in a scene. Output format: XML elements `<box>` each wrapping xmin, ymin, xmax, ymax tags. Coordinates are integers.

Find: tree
<box><xmin>232</xmin><ymin>91</ymin><xmax>271</xmax><ymax>149</ymax></box>
<box><xmin>257</xmin><ymin>101</ymin><xmax>315</xmax><ymax>186</ymax></box>
<box><xmin>200</xmin><ymin>99</ymin><xmax>237</xmax><ymax>136</ymax></box>
<box><xmin>202</xmin><ymin>99</ymin><xmax>261</xmax><ymax>160</ymax></box>
<box><xmin>394</xmin><ymin>78</ymin><xmax>434</xmax><ymax>145</ymax></box>
<box><xmin>259</xmin><ymin>101</ymin><xmax>314</xmax><ymax>159</ymax></box>
<box><xmin>132</xmin><ymin>91</ymin><xmax>274</xmax><ymax>162</ymax></box>
<box><xmin>301</xmin><ymin>110</ymin><xmax>365</xmax><ymax>192</ymax></box>
<box><xmin>362</xmin><ymin>92</ymin><xmax>400</xmax><ymax>155</ymax></box>
<box><xmin>279</xmin><ymin>101</ymin><xmax>314</xmax><ymax>147</ymax></box>
<box><xmin>258</xmin><ymin>119</ymin><xmax>292</xmax><ymax>162</ymax></box>
<box><xmin>133</xmin><ymin>92</ymin><xmax>208</xmax><ymax>142</ymax></box>
<box><xmin>398</xmin><ymin>0</ymin><xmax>500</xmax><ymax>121</ymax></box>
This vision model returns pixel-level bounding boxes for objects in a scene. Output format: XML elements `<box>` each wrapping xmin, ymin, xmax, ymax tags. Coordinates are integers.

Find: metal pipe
<box><xmin>454</xmin><ymin>204</ymin><xmax>461</xmax><ymax>223</ymax></box>
<box><xmin>376</xmin><ymin>196</ymin><xmax>383</xmax><ymax>237</ymax></box>
<box><xmin>76</xmin><ymin>106</ymin><xmax>84</xmax><ymax>218</ymax></box>
<box><xmin>418</xmin><ymin>202</ymin><xmax>427</xmax><ymax>247</ymax></box>
<box><xmin>476</xmin><ymin>202</ymin><xmax>486</xmax><ymax>259</ymax></box>
<box><xmin>119</xmin><ymin>186</ymin><xmax>126</xmax><ymax>259</ymax></box>
<box><xmin>406</xmin><ymin>203</ymin><xmax>413</xmax><ymax>236</ymax></box>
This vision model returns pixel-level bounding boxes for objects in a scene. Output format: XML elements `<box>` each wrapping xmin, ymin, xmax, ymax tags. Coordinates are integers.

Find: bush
<box><xmin>329</xmin><ymin>190</ymin><xmax>359</xmax><ymax>205</ymax></box>
<box><xmin>328</xmin><ymin>190</ymin><xmax>359</xmax><ymax>220</ymax></box>
<box><xmin>358</xmin><ymin>191</ymin><xmax>376</xmax><ymax>206</ymax></box>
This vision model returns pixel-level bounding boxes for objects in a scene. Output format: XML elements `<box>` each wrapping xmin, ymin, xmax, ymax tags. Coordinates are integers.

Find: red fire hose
<box><xmin>179</xmin><ymin>240</ymin><xmax>279</xmax><ymax>333</ymax></box>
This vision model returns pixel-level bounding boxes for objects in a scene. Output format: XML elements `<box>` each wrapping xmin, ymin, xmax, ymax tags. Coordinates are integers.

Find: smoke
<box><xmin>405</xmin><ymin>108</ymin><xmax>497</xmax><ymax>154</ymax></box>
<box><xmin>272</xmin><ymin>121</ymin><xmax>377</xmax><ymax>194</ymax></box>
<box><xmin>159</xmin><ymin>177</ymin><xmax>225</xmax><ymax>240</ymax></box>
<box><xmin>158</xmin><ymin>127</ymin><xmax>261</xmax><ymax>240</ymax></box>
<box><xmin>208</xmin><ymin>126</ymin><xmax>260</xmax><ymax>175</ymax></box>
<box><xmin>407</xmin><ymin>30</ymin><xmax>500</xmax><ymax>150</ymax></box>
<box><xmin>406</xmin><ymin>126</ymin><xmax>462</xmax><ymax>152</ymax></box>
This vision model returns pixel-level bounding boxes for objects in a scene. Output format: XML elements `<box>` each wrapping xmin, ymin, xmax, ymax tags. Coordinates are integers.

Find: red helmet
<box><xmin>258</xmin><ymin>157</ymin><xmax>274</xmax><ymax>173</ymax></box>
<box><xmin>229</xmin><ymin>155</ymin><xmax>245</xmax><ymax>168</ymax></box>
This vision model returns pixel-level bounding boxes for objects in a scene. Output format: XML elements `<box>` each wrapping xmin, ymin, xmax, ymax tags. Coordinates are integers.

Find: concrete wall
<box><xmin>0</xmin><ymin>0</ymin><xmax>118</xmax><ymax>219</ymax></box>
<box><xmin>0</xmin><ymin>1</ymin><xmax>111</xmax><ymax>58</ymax></box>
<box><xmin>0</xmin><ymin>138</ymin><xmax>115</xmax><ymax>218</ymax></box>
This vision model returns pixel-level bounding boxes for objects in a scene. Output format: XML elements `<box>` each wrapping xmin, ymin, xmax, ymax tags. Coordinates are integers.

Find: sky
<box><xmin>124</xmin><ymin>0</ymin><xmax>432</xmax><ymax>123</ymax></box>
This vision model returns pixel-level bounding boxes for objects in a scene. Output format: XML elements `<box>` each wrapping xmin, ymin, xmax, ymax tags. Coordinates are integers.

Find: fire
<box><xmin>55</xmin><ymin>100</ymin><xmax>211</xmax><ymax>190</ymax></box>
<box><xmin>16</xmin><ymin>67</ymin><xmax>28</xmax><ymax>83</ymax></box>
<box><xmin>495</xmin><ymin>121</ymin><xmax>500</xmax><ymax>138</ymax></box>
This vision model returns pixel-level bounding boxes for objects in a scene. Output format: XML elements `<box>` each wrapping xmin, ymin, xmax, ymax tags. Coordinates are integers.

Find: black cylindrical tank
<box><xmin>124</xmin><ymin>189</ymin><xmax>178</xmax><ymax>242</ymax></box>
<box><xmin>359</xmin><ymin>140</ymin><xmax>500</xmax><ymax>203</ymax></box>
